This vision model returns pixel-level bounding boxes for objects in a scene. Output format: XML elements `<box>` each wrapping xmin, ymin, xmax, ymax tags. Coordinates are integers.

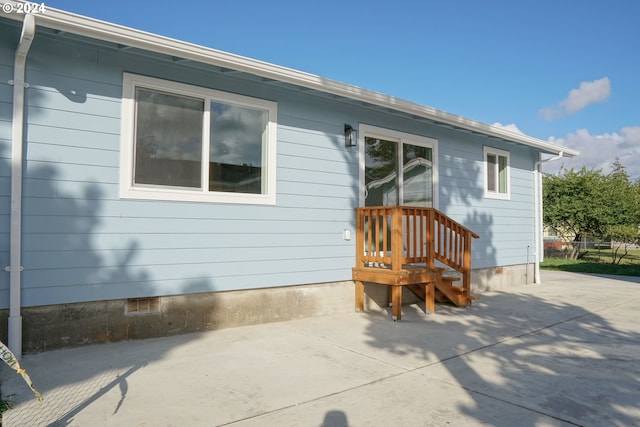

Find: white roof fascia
<box><xmin>3</xmin><ymin>1</ymin><xmax>578</xmax><ymax>157</ymax></box>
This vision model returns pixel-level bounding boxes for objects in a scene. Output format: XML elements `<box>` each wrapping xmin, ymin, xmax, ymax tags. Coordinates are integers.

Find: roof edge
<box><xmin>4</xmin><ymin>1</ymin><xmax>578</xmax><ymax>157</ymax></box>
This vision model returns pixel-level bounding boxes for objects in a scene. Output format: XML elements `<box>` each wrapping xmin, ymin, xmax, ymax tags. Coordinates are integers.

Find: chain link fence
<box><xmin>544</xmin><ymin>239</ymin><xmax>640</xmax><ymax>261</ymax></box>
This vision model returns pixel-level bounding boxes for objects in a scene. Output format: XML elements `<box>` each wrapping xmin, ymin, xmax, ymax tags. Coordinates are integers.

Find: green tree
<box><xmin>543</xmin><ymin>167</ymin><xmax>607</xmax><ymax>257</ymax></box>
<box><xmin>543</xmin><ymin>161</ymin><xmax>640</xmax><ymax>262</ymax></box>
<box><xmin>605</xmin><ymin>160</ymin><xmax>640</xmax><ymax>262</ymax></box>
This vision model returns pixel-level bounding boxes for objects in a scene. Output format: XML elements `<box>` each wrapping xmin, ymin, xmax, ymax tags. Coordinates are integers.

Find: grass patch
<box><xmin>541</xmin><ymin>256</ymin><xmax>640</xmax><ymax>276</ymax></box>
<box><xmin>582</xmin><ymin>247</ymin><xmax>640</xmax><ymax>264</ymax></box>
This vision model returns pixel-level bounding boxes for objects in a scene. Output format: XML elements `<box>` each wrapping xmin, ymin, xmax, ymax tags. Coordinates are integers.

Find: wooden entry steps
<box><xmin>433</xmin><ymin>275</ymin><xmax>479</xmax><ymax>307</ymax></box>
<box><xmin>352</xmin><ymin>206</ymin><xmax>479</xmax><ymax>320</ymax></box>
<box><xmin>353</xmin><ymin>265</ymin><xmax>476</xmax><ymax>320</ymax></box>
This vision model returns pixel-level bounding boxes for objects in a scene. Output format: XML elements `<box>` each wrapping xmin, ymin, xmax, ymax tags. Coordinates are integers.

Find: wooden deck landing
<box><xmin>353</xmin><ymin>265</ymin><xmax>438</xmax><ymax>320</ymax></box>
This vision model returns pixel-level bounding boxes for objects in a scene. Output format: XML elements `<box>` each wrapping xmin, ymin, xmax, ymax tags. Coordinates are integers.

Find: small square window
<box><xmin>484</xmin><ymin>146</ymin><xmax>510</xmax><ymax>200</ymax></box>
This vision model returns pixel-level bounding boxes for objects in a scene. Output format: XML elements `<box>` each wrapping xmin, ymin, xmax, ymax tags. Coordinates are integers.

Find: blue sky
<box><xmin>45</xmin><ymin>0</ymin><xmax>640</xmax><ymax>179</ymax></box>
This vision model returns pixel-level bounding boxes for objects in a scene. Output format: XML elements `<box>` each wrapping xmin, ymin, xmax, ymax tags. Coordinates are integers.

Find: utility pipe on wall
<box><xmin>533</xmin><ymin>151</ymin><xmax>563</xmax><ymax>284</ymax></box>
<box><xmin>7</xmin><ymin>13</ymin><xmax>35</xmax><ymax>359</ymax></box>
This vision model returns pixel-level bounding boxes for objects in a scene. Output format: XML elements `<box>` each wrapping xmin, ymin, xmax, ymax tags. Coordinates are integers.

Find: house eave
<box><xmin>3</xmin><ymin>1</ymin><xmax>578</xmax><ymax>158</ymax></box>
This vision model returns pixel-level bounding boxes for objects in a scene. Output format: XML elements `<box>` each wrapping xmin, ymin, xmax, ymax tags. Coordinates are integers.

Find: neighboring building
<box><xmin>0</xmin><ymin>5</ymin><xmax>578</xmax><ymax>354</ymax></box>
<box><xmin>543</xmin><ymin>226</ymin><xmax>575</xmax><ymax>257</ymax></box>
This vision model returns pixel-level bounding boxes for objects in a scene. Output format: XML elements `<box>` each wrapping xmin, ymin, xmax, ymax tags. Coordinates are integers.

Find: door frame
<box><xmin>358</xmin><ymin>124</ymin><xmax>439</xmax><ymax>208</ymax></box>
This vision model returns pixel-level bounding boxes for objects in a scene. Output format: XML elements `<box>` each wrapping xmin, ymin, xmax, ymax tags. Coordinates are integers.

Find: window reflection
<box><xmin>210</xmin><ymin>102</ymin><xmax>267</xmax><ymax>194</ymax></box>
<box><xmin>134</xmin><ymin>89</ymin><xmax>204</xmax><ymax>188</ymax></box>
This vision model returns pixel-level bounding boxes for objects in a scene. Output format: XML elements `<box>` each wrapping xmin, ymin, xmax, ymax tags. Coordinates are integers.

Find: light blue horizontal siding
<box><xmin>278</xmin><ymin>166</ymin><xmax>355</xmax><ymax>187</ymax></box>
<box><xmin>436</xmin><ymin>130</ymin><xmax>537</xmax><ymax>269</ymax></box>
<box><xmin>0</xmin><ymin>26</ymin><xmax>27</xmax><ymax>302</ymax></box>
<box><xmin>0</xmin><ymin>195</ymin><xmax>8</xmax><ymax>214</ymax></box>
<box><xmin>25</xmin><ymin>142</ymin><xmax>119</xmax><ymax>167</ymax></box>
<box><xmin>22</xmin><ymin>258</ymin><xmax>349</xmax><ymax>289</ymax></box>
<box><xmin>1</xmin><ymin>94</ymin><xmax>11</xmax><ymax>137</ymax></box>
<box><xmin>23</xmin><ymin>231</ymin><xmax>350</xmax><ymax>252</ymax></box>
<box><xmin>0</xmin><ymin>219</ymin><xmax>7</xmax><ymax>285</ymax></box>
<box><xmin>279</xmin><ymin>127</ymin><xmax>350</xmax><ymax>158</ymax></box>
<box><xmin>2</xmin><ymin>26</ymin><xmax>544</xmax><ymax>309</ymax></box>
<box><xmin>26</xmin><ymin>123</ymin><xmax>120</xmax><ymax>152</ymax></box>
<box><xmin>25</xmin><ymin>160</ymin><xmax>118</xmax><ymax>183</ymax></box>
<box><xmin>23</xmin><ymin>179</ymin><xmax>118</xmax><ymax>199</ymax></box>
<box><xmin>0</xmin><ymin>175</ymin><xmax>9</xmax><ymax>192</ymax></box>
<box><xmin>27</xmin><ymin>105</ymin><xmax>120</xmax><ymax>135</ymax></box>
<box><xmin>0</xmin><ymin>107</ymin><xmax>11</xmax><ymax>139</ymax></box>
<box><xmin>10</xmin><ymin>31</ymin><xmax>363</xmax><ymax>308</ymax></box>
<box><xmin>0</xmin><ymin>51</ymin><xmax>10</xmax><ymax>300</ymax></box>
<box><xmin>21</xmin><ymin>195</ymin><xmax>354</xmax><ymax>222</ymax></box>
<box><xmin>25</xmin><ymin>34</ymin><xmax>123</xmax><ymax>86</ymax></box>
<box><xmin>26</xmin><ymin>71</ymin><xmax>122</xmax><ymax>113</ymax></box>
<box><xmin>23</xmin><ymin>215</ymin><xmax>353</xmax><ymax>235</ymax></box>
<box><xmin>278</xmin><ymin>156</ymin><xmax>354</xmax><ymax>179</ymax></box>
<box><xmin>275</xmin><ymin>194</ymin><xmax>354</xmax><ymax>210</ymax></box>
<box><xmin>21</xmin><ymin>195</ymin><xmax>354</xmax><ymax>221</ymax></box>
<box><xmin>24</xmin><ymin>244</ymin><xmax>354</xmax><ymax>271</ymax></box>
<box><xmin>0</xmin><ymin>46</ymin><xmax>14</xmax><ymax>68</ymax></box>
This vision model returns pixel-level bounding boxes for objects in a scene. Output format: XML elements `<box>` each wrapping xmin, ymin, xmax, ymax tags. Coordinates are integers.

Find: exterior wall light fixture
<box><xmin>345</xmin><ymin>124</ymin><xmax>357</xmax><ymax>147</ymax></box>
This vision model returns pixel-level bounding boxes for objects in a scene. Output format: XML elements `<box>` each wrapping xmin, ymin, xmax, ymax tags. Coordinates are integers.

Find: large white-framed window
<box><xmin>359</xmin><ymin>124</ymin><xmax>438</xmax><ymax>208</ymax></box>
<box><xmin>483</xmin><ymin>146</ymin><xmax>510</xmax><ymax>200</ymax></box>
<box><xmin>120</xmin><ymin>73</ymin><xmax>277</xmax><ymax>204</ymax></box>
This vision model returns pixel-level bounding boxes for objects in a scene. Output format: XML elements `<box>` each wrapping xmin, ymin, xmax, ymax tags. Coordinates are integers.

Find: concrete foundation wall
<box><xmin>471</xmin><ymin>263</ymin><xmax>535</xmax><ymax>293</ymax></box>
<box><xmin>6</xmin><ymin>281</ymin><xmax>354</xmax><ymax>353</ymax></box>
<box><xmin>0</xmin><ymin>264</ymin><xmax>533</xmax><ymax>353</ymax></box>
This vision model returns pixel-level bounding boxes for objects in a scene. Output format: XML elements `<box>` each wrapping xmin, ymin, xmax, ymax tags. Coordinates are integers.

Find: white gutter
<box><xmin>6</xmin><ymin>13</ymin><xmax>35</xmax><ymax>359</ymax></box>
<box><xmin>0</xmin><ymin>1</ymin><xmax>578</xmax><ymax>157</ymax></box>
<box><xmin>533</xmin><ymin>151</ymin><xmax>564</xmax><ymax>284</ymax></box>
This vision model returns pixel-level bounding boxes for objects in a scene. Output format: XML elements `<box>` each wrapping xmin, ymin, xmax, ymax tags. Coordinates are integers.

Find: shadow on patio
<box><xmin>363</xmin><ymin>278</ymin><xmax>640</xmax><ymax>426</ymax></box>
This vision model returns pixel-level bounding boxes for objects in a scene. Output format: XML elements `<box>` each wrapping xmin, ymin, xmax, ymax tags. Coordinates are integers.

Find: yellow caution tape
<box><xmin>0</xmin><ymin>341</ymin><xmax>43</xmax><ymax>403</ymax></box>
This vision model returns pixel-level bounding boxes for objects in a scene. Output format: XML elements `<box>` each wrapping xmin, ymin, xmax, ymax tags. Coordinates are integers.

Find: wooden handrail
<box><xmin>355</xmin><ymin>206</ymin><xmax>479</xmax><ymax>293</ymax></box>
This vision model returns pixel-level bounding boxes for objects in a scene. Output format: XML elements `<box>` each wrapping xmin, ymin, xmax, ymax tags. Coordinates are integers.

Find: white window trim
<box><xmin>358</xmin><ymin>124</ymin><xmax>439</xmax><ymax>208</ymax></box>
<box><xmin>483</xmin><ymin>146</ymin><xmax>510</xmax><ymax>200</ymax></box>
<box><xmin>120</xmin><ymin>73</ymin><xmax>277</xmax><ymax>205</ymax></box>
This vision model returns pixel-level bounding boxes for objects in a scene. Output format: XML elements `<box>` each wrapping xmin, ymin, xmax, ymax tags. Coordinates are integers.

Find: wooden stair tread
<box><xmin>434</xmin><ymin>278</ymin><xmax>472</xmax><ymax>307</ymax></box>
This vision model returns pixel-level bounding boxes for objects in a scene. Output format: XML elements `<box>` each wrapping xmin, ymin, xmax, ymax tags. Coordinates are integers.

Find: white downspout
<box><xmin>533</xmin><ymin>151</ymin><xmax>563</xmax><ymax>284</ymax></box>
<box><xmin>7</xmin><ymin>14</ymin><xmax>35</xmax><ymax>359</ymax></box>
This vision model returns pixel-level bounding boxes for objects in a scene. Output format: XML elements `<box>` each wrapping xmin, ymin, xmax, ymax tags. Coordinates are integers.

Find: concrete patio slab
<box><xmin>2</xmin><ymin>270</ymin><xmax>639</xmax><ymax>426</ymax></box>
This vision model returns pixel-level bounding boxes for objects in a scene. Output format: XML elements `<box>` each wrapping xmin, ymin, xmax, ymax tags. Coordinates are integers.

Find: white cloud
<box><xmin>544</xmin><ymin>126</ymin><xmax>640</xmax><ymax>179</ymax></box>
<box><xmin>540</xmin><ymin>77</ymin><xmax>611</xmax><ymax>121</ymax></box>
<box><xmin>492</xmin><ymin>122</ymin><xmax>524</xmax><ymax>134</ymax></box>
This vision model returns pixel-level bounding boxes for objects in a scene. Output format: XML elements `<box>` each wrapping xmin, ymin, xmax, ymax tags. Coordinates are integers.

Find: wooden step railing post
<box><xmin>427</xmin><ymin>209</ymin><xmax>435</xmax><ymax>269</ymax></box>
<box><xmin>463</xmin><ymin>235</ymin><xmax>472</xmax><ymax>298</ymax></box>
<box><xmin>391</xmin><ymin>207</ymin><xmax>403</xmax><ymax>272</ymax></box>
<box><xmin>354</xmin><ymin>208</ymin><xmax>364</xmax><ymax>312</ymax></box>
<box><xmin>355</xmin><ymin>208</ymin><xmax>364</xmax><ymax>268</ymax></box>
